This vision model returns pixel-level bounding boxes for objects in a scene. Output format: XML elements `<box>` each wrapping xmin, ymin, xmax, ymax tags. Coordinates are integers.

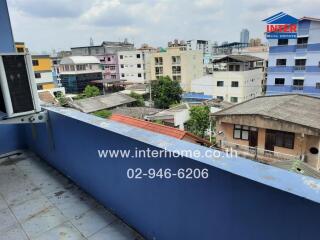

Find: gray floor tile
<box><xmin>0</xmin><ymin>208</ymin><xmax>19</xmax><ymax>233</ymax></box>
<box><xmin>0</xmin><ymin>225</ymin><xmax>29</xmax><ymax>240</ymax></box>
<box><xmin>20</xmin><ymin>206</ymin><xmax>67</xmax><ymax>239</ymax></box>
<box><xmin>71</xmin><ymin>206</ymin><xmax>117</xmax><ymax>238</ymax></box>
<box><xmin>0</xmin><ymin>195</ymin><xmax>7</xmax><ymax>211</ymax></box>
<box><xmin>88</xmin><ymin>221</ymin><xmax>137</xmax><ymax>240</ymax></box>
<box><xmin>33</xmin><ymin>222</ymin><xmax>86</xmax><ymax>240</ymax></box>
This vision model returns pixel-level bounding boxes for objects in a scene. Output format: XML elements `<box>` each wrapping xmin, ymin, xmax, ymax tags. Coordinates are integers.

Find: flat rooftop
<box><xmin>0</xmin><ymin>151</ymin><xmax>143</xmax><ymax>240</ymax></box>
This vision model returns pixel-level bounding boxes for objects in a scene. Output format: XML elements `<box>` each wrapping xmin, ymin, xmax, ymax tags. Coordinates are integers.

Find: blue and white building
<box><xmin>267</xmin><ymin>17</ymin><xmax>320</xmax><ymax>97</ymax></box>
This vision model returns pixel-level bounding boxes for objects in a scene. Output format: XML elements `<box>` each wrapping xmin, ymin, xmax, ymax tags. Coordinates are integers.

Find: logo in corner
<box><xmin>263</xmin><ymin>12</ymin><xmax>298</xmax><ymax>39</ymax></box>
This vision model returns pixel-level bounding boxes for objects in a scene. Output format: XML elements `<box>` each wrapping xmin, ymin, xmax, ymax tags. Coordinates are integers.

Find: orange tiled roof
<box><xmin>110</xmin><ymin>114</ymin><xmax>211</xmax><ymax>145</ymax></box>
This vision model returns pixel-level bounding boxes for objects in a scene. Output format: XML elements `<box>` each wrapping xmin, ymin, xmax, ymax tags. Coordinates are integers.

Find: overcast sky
<box><xmin>7</xmin><ymin>0</ymin><xmax>320</xmax><ymax>54</ymax></box>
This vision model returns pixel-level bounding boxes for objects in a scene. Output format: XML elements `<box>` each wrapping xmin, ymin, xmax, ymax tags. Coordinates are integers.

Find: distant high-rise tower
<box><xmin>240</xmin><ymin>29</ymin><xmax>249</xmax><ymax>44</ymax></box>
<box><xmin>90</xmin><ymin>37</ymin><xmax>94</xmax><ymax>46</ymax></box>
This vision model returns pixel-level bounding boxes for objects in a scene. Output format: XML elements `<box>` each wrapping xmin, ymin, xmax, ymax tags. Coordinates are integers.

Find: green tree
<box><xmin>56</xmin><ymin>92</ymin><xmax>68</xmax><ymax>106</ymax></box>
<box><xmin>83</xmin><ymin>85</ymin><xmax>100</xmax><ymax>98</ymax></box>
<box><xmin>129</xmin><ymin>91</ymin><xmax>145</xmax><ymax>107</ymax></box>
<box><xmin>186</xmin><ymin>106</ymin><xmax>210</xmax><ymax>138</ymax></box>
<box><xmin>151</xmin><ymin>76</ymin><xmax>182</xmax><ymax>109</ymax></box>
<box><xmin>92</xmin><ymin>110</ymin><xmax>112</xmax><ymax>118</ymax></box>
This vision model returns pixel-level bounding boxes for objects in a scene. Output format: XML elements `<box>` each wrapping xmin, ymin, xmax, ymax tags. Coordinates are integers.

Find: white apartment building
<box><xmin>118</xmin><ymin>49</ymin><xmax>155</xmax><ymax>84</ymax></box>
<box><xmin>186</xmin><ymin>40</ymin><xmax>211</xmax><ymax>54</ymax></box>
<box><xmin>150</xmin><ymin>47</ymin><xmax>203</xmax><ymax>91</ymax></box>
<box><xmin>191</xmin><ymin>55</ymin><xmax>264</xmax><ymax>103</ymax></box>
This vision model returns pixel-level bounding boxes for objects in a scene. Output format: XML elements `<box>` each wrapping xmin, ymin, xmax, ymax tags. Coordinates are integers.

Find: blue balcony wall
<box><xmin>0</xmin><ymin>125</ymin><xmax>26</xmax><ymax>155</ymax></box>
<box><xmin>23</xmin><ymin>107</ymin><xmax>320</xmax><ymax>240</ymax></box>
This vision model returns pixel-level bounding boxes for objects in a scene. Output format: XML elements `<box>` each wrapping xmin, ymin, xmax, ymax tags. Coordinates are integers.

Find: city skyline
<box><xmin>7</xmin><ymin>0</ymin><xmax>319</xmax><ymax>53</ymax></box>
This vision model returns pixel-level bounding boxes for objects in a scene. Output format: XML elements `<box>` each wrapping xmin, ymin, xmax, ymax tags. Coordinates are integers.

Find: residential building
<box><xmin>249</xmin><ymin>38</ymin><xmax>262</xmax><ymax>47</ymax></box>
<box><xmin>15</xmin><ymin>42</ymin><xmax>27</xmax><ymax>53</ymax></box>
<box><xmin>59</xmin><ymin>56</ymin><xmax>103</xmax><ymax>93</ymax></box>
<box><xmin>110</xmin><ymin>114</ymin><xmax>211</xmax><ymax>146</ymax></box>
<box><xmin>240</xmin><ymin>29</ymin><xmax>250</xmax><ymax>44</ymax></box>
<box><xmin>150</xmin><ymin>47</ymin><xmax>203</xmax><ymax>91</ymax></box>
<box><xmin>71</xmin><ymin>40</ymin><xmax>134</xmax><ymax>81</ymax></box>
<box><xmin>118</xmin><ymin>48</ymin><xmax>155</xmax><ymax>84</ymax></box>
<box><xmin>213</xmin><ymin>94</ymin><xmax>320</xmax><ymax>171</ymax></box>
<box><xmin>144</xmin><ymin>103</ymin><xmax>190</xmax><ymax>130</ymax></box>
<box><xmin>266</xmin><ymin>16</ymin><xmax>320</xmax><ymax>97</ymax></box>
<box><xmin>191</xmin><ymin>55</ymin><xmax>264</xmax><ymax>103</ymax></box>
<box><xmin>32</xmin><ymin>55</ymin><xmax>56</xmax><ymax>90</ymax></box>
<box><xmin>69</xmin><ymin>92</ymin><xmax>136</xmax><ymax>113</ymax></box>
<box><xmin>167</xmin><ymin>39</ymin><xmax>187</xmax><ymax>50</ymax></box>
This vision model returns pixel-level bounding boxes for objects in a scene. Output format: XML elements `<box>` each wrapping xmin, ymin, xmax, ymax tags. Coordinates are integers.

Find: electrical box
<box><xmin>0</xmin><ymin>53</ymin><xmax>41</xmax><ymax>118</ymax></box>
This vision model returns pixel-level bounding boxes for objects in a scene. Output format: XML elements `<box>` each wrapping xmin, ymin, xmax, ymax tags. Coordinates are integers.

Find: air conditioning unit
<box><xmin>0</xmin><ymin>53</ymin><xmax>41</xmax><ymax>119</ymax></box>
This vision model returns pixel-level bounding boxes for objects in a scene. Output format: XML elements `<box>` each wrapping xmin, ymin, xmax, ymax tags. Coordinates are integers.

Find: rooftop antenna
<box><xmin>90</xmin><ymin>37</ymin><xmax>94</xmax><ymax>46</ymax></box>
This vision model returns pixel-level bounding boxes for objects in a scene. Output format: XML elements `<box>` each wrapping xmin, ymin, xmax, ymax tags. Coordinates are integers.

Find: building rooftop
<box><xmin>110</xmin><ymin>114</ymin><xmax>211</xmax><ymax>145</ymax></box>
<box><xmin>70</xmin><ymin>93</ymin><xmax>136</xmax><ymax>113</ymax></box>
<box><xmin>111</xmin><ymin>107</ymin><xmax>161</xmax><ymax>119</ymax></box>
<box><xmin>0</xmin><ymin>151</ymin><xmax>142</xmax><ymax>240</ymax></box>
<box><xmin>213</xmin><ymin>55</ymin><xmax>263</xmax><ymax>63</ymax></box>
<box><xmin>60</xmin><ymin>56</ymin><xmax>100</xmax><ymax>65</ymax></box>
<box><xmin>213</xmin><ymin>94</ymin><xmax>320</xmax><ymax>131</ymax></box>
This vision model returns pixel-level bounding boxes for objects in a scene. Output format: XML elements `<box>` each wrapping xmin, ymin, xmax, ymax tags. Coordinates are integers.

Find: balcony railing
<box><xmin>221</xmin><ymin>140</ymin><xmax>302</xmax><ymax>163</ymax></box>
<box><xmin>292</xmin><ymin>85</ymin><xmax>304</xmax><ymax>91</ymax></box>
<box><xmin>296</xmin><ymin>43</ymin><xmax>308</xmax><ymax>49</ymax></box>
<box><xmin>294</xmin><ymin>66</ymin><xmax>306</xmax><ymax>71</ymax></box>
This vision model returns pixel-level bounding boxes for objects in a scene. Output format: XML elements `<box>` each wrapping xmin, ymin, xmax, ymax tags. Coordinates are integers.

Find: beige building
<box><xmin>213</xmin><ymin>94</ymin><xmax>320</xmax><ymax>174</ymax></box>
<box><xmin>150</xmin><ymin>47</ymin><xmax>203</xmax><ymax>91</ymax></box>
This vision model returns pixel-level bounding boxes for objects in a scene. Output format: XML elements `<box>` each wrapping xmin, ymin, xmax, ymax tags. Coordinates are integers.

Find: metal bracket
<box><xmin>0</xmin><ymin>111</ymin><xmax>48</xmax><ymax>124</ymax></box>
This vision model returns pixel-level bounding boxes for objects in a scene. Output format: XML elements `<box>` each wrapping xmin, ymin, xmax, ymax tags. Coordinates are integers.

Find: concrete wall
<box><xmin>22</xmin><ymin>108</ymin><xmax>320</xmax><ymax>240</ymax></box>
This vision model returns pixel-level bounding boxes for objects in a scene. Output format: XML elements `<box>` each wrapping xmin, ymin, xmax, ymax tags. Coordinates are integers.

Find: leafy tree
<box><xmin>186</xmin><ymin>106</ymin><xmax>210</xmax><ymax>138</ymax></box>
<box><xmin>151</xmin><ymin>76</ymin><xmax>182</xmax><ymax>109</ymax></box>
<box><xmin>56</xmin><ymin>92</ymin><xmax>68</xmax><ymax>106</ymax></box>
<box><xmin>129</xmin><ymin>91</ymin><xmax>145</xmax><ymax>107</ymax></box>
<box><xmin>92</xmin><ymin>110</ymin><xmax>112</xmax><ymax>118</ymax></box>
<box><xmin>83</xmin><ymin>85</ymin><xmax>100</xmax><ymax>98</ymax></box>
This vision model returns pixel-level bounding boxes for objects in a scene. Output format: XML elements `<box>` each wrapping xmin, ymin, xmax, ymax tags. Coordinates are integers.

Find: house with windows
<box><xmin>213</xmin><ymin>94</ymin><xmax>320</xmax><ymax>170</ymax></box>
<box><xmin>266</xmin><ymin>16</ymin><xmax>320</xmax><ymax>97</ymax></box>
<box><xmin>150</xmin><ymin>47</ymin><xmax>203</xmax><ymax>91</ymax></box>
<box><xmin>59</xmin><ymin>56</ymin><xmax>103</xmax><ymax>93</ymax></box>
<box><xmin>31</xmin><ymin>55</ymin><xmax>56</xmax><ymax>90</ymax></box>
<box><xmin>191</xmin><ymin>55</ymin><xmax>264</xmax><ymax>103</ymax></box>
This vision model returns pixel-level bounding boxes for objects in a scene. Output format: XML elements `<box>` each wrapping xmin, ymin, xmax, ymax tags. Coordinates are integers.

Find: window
<box><xmin>110</xmin><ymin>66</ymin><xmax>116</xmax><ymax>71</ymax></box>
<box><xmin>136</xmin><ymin>54</ymin><xmax>141</xmax><ymax>58</ymax></box>
<box><xmin>120</xmin><ymin>55</ymin><xmax>123</xmax><ymax>59</ymax></box>
<box><xmin>155</xmin><ymin>67</ymin><xmax>163</xmax><ymax>75</ymax></box>
<box><xmin>274</xmin><ymin>131</ymin><xmax>295</xmax><ymax>149</ymax></box>
<box><xmin>121</xmin><ymin>73</ymin><xmax>125</xmax><ymax>78</ymax></box>
<box><xmin>172</xmin><ymin>75</ymin><xmax>181</xmax><ymax>81</ymax></box>
<box><xmin>111</xmin><ymin>75</ymin><xmax>116</xmax><ymax>79</ymax></box>
<box><xmin>37</xmin><ymin>84</ymin><xmax>43</xmax><ymax>90</ymax></box>
<box><xmin>297</xmin><ymin>37</ymin><xmax>308</xmax><ymax>44</ymax></box>
<box><xmin>32</xmin><ymin>60</ymin><xmax>39</xmax><ymax>66</ymax></box>
<box><xmin>276</xmin><ymin>59</ymin><xmax>287</xmax><ymax>66</ymax></box>
<box><xmin>316</xmin><ymin>83</ymin><xmax>320</xmax><ymax>89</ymax></box>
<box><xmin>107</xmin><ymin>57</ymin><xmax>111</xmax><ymax>61</ymax></box>
<box><xmin>217</xmin><ymin>81</ymin><xmax>224</xmax><ymax>87</ymax></box>
<box><xmin>137</xmin><ymin>64</ymin><xmax>141</xmax><ymax>68</ymax></box>
<box><xmin>172</xmin><ymin>56</ymin><xmax>181</xmax><ymax>64</ymax></box>
<box><xmin>138</xmin><ymin>73</ymin><xmax>142</xmax><ymax>77</ymax></box>
<box><xmin>278</xmin><ymin>39</ymin><xmax>288</xmax><ymax>45</ymax></box>
<box><xmin>233</xmin><ymin>125</ymin><xmax>249</xmax><ymax>140</ymax></box>
<box><xmin>34</xmin><ymin>72</ymin><xmax>41</xmax><ymax>78</ymax></box>
<box><xmin>275</xmin><ymin>78</ymin><xmax>285</xmax><ymax>85</ymax></box>
<box><xmin>155</xmin><ymin>57</ymin><xmax>163</xmax><ymax>65</ymax></box>
<box><xmin>231</xmin><ymin>81</ymin><xmax>239</xmax><ymax>87</ymax></box>
<box><xmin>293</xmin><ymin>79</ymin><xmax>304</xmax><ymax>90</ymax></box>
<box><xmin>295</xmin><ymin>59</ymin><xmax>306</xmax><ymax>66</ymax></box>
<box><xmin>17</xmin><ymin>47</ymin><xmax>24</xmax><ymax>53</ymax></box>
<box><xmin>217</xmin><ymin>96</ymin><xmax>224</xmax><ymax>100</ymax></box>
<box><xmin>120</xmin><ymin>64</ymin><xmax>124</xmax><ymax>68</ymax></box>
<box><xmin>172</xmin><ymin>66</ymin><xmax>181</xmax><ymax>74</ymax></box>
<box><xmin>230</xmin><ymin>97</ymin><xmax>238</xmax><ymax>103</ymax></box>
<box><xmin>76</xmin><ymin>64</ymin><xmax>85</xmax><ymax>71</ymax></box>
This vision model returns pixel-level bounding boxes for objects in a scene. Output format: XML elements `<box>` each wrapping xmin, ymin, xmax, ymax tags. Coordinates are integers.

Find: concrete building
<box><xmin>15</xmin><ymin>42</ymin><xmax>27</xmax><ymax>53</ymax></box>
<box><xmin>191</xmin><ymin>55</ymin><xmax>264</xmax><ymax>103</ymax></box>
<box><xmin>150</xmin><ymin>47</ymin><xmax>203</xmax><ymax>91</ymax></box>
<box><xmin>32</xmin><ymin>55</ymin><xmax>55</xmax><ymax>90</ymax></box>
<box><xmin>187</xmin><ymin>40</ymin><xmax>214</xmax><ymax>74</ymax></box>
<box><xmin>118</xmin><ymin>48</ymin><xmax>155</xmax><ymax>84</ymax></box>
<box><xmin>71</xmin><ymin>40</ymin><xmax>134</xmax><ymax>81</ymax></box>
<box><xmin>59</xmin><ymin>56</ymin><xmax>103</xmax><ymax>93</ymax></box>
<box><xmin>213</xmin><ymin>94</ymin><xmax>320</xmax><ymax>172</ymax></box>
<box><xmin>240</xmin><ymin>29</ymin><xmax>250</xmax><ymax>44</ymax></box>
<box><xmin>266</xmin><ymin>16</ymin><xmax>320</xmax><ymax>97</ymax></box>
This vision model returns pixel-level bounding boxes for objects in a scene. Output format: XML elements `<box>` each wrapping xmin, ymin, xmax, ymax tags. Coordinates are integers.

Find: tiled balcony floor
<box><xmin>0</xmin><ymin>151</ymin><xmax>143</xmax><ymax>240</ymax></box>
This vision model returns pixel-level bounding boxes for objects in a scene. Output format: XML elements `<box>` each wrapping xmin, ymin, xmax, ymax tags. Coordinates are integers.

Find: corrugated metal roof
<box><xmin>213</xmin><ymin>94</ymin><xmax>320</xmax><ymax>130</ymax></box>
<box><xmin>60</xmin><ymin>56</ymin><xmax>100</xmax><ymax>65</ymax></box>
<box><xmin>212</xmin><ymin>55</ymin><xmax>263</xmax><ymax>63</ymax></box>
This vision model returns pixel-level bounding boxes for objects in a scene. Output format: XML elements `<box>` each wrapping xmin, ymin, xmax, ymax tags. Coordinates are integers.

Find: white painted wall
<box><xmin>35</xmin><ymin>71</ymin><xmax>54</xmax><ymax>84</ymax></box>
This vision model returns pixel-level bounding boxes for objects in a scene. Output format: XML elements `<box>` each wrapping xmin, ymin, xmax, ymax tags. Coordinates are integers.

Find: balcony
<box><xmin>294</xmin><ymin>65</ymin><xmax>306</xmax><ymax>71</ymax></box>
<box><xmin>292</xmin><ymin>85</ymin><xmax>304</xmax><ymax>91</ymax></box>
<box><xmin>296</xmin><ymin>43</ymin><xmax>308</xmax><ymax>49</ymax></box>
<box><xmin>1</xmin><ymin>107</ymin><xmax>320</xmax><ymax>239</ymax></box>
